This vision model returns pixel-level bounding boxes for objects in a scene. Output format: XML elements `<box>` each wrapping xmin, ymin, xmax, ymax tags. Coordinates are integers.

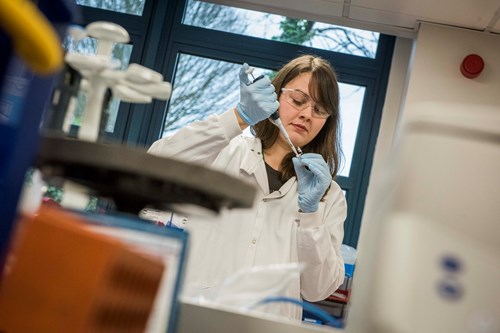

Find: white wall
<box><xmin>362</xmin><ymin>22</ymin><xmax>500</xmax><ymax>233</ymax></box>
<box><xmin>348</xmin><ymin>22</ymin><xmax>500</xmax><ymax>332</ymax></box>
<box><xmin>403</xmin><ymin>23</ymin><xmax>500</xmax><ymax>120</ymax></box>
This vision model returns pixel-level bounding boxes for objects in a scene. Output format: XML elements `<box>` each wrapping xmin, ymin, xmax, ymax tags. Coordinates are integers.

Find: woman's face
<box><xmin>277</xmin><ymin>72</ymin><xmax>328</xmax><ymax>149</ymax></box>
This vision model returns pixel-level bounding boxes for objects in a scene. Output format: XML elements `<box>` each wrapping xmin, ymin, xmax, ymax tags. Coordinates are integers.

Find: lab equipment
<box><xmin>31</xmin><ymin>121</ymin><xmax>257</xmax><ymax>333</ymax></box>
<box><xmin>17</xmin><ymin>168</ymin><xmax>46</xmax><ymax>216</ymax></box>
<box><xmin>84</xmin><ymin>211</ymin><xmax>189</xmax><ymax>333</ymax></box>
<box><xmin>0</xmin><ymin>204</ymin><xmax>190</xmax><ymax>333</ymax></box>
<box><xmin>62</xmin><ymin>22</ymin><xmax>172</xmax><ymax>142</ymax></box>
<box><xmin>44</xmin><ymin>63</ymin><xmax>83</xmax><ymax>135</ymax></box>
<box><xmin>292</xmin><ymin>153</ymin><xmax>332</xmax><ymax>213</ymax></box>
<box><xmin>244</xmin><ymin>66</ymin><xmax>264</xmax><ymax>84</ymax></box>
<box><xmin>0</xmin><ymin>206</ymin><xmax>165</xmax><ymax>333</ymax></box>
<box><xmin>177</xmin><ymin>297</ymin><xmax>341</xmax><ymax>333</ymax></box>
<box><xmin>270</xmin><ymin>112</ymin><xmax>302</xmax><ymax>157</ymax></box>
<box><xmin>36</xmin><ymin>135</ymin><xmax>257</xmax><ymax>215</ymax></box>
<box><xmin>346</xmin><ymin>102</ymin><xmax>500</xmax><ymax>333</ymax></box>
<box><xmin>340</xmin><ymin>244</ymin><xmax>357</xmax><ymax>278</ymax></box>
<box><xmin>303</xmin><ymin>245</ymin><xmax>358</xmax><ymax>328</ymax></box>
<box><xmin>0</xmin><ymin>0</ymin><xmax>76</xmax><ymax>268</ymax></box>
<box><xmin>0</xmin><ymin>0</ymin><xmax>64</xmax><ymax>76</ymax></box>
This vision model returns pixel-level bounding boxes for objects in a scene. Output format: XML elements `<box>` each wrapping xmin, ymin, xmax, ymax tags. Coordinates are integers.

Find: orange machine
<box><xmin>0</xmin><ymin>206</ymin><xmax>165</xmax><ymax>333</ymax></box>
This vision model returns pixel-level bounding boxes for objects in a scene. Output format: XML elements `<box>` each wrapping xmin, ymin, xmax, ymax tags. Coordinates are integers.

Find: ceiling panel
<box><xmin>350</xmin><ymin>0</ymin><xmax>499</xmax><ymax>30</ymax></box>
<box><xmin>493</xmin><ymin>19</ymin><xmax>500</xmax><ymax>33</ymax></box>
<box><xmin>205</xmin><ymin>0</ymin><xmax>344</xmax><ymax>21</ymax></box>
<box><xmin>349</xmin><ymin>6</ymin><xmax>418</xmax><ymax>30</ymax></box>
<box><xmin>491</xmin><ymin>8</ymin><xmax>500</xmax><ymax>33</ymax></box>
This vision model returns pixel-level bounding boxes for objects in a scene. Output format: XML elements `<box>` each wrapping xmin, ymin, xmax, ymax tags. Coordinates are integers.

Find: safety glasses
<box><xmin>280</xmin><ymin>88</ymin><xmax>330</xmax><ymax>119</ymax></box>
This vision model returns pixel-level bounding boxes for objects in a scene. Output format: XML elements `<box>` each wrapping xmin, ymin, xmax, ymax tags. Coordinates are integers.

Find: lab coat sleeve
<box><xmin>147</xmin><ymin>109</ymin><xmax>242</xmax><ymax>165</ymax></box>
<box><xmin>297</xmin><ymin>181</ymin><xmax>347</xmax><ymax>302</ymax></box>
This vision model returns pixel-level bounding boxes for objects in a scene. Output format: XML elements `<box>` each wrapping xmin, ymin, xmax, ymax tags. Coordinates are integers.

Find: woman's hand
<box><xmin>236</xmin><ymin>63</ymin><xmax>279</xmax><ymax>126</ymax></box>
<box><xmin>292</xmin><ymin>153</ymin><xmax>332</xmax><ymax>213</ymax></box>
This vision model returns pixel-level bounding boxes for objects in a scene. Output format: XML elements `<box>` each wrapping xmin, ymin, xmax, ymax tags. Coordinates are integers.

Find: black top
<box><xmin>265</xmin><ymin>162</ymin><xmax>285</xmax><ymax>193</ymax></box>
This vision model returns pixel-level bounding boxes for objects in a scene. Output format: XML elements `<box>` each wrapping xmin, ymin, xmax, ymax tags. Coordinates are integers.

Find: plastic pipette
<box><xmin>269</xmin><ymin>113</ymin><xmax>302</xmax><ymax>157</ymax></box>
<box><xmin>245</xmin><ymin>66</ymin><xmax>264</xmax><ymax>85</ymax></box>
<box><xmin>245</xmin><ymin>66</ymin><xmax>302</xmax><ymax>157</ymax></box>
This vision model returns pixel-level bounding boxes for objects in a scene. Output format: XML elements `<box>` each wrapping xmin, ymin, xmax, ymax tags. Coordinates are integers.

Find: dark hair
<box><xmin>253</xmin><ymin>55</ymin><xmax>342</xmax><ymax>182</ymax></box>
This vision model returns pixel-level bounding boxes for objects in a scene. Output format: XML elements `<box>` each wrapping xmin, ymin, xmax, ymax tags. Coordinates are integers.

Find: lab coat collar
<box><xmin>240</xmin><ymin>138</ymin><xmax>268</xmax><ymax>192</ymax></box>
<box><xmin>240</xmin><ymin>138</ymin><xmax>264</xmax><ymax>175</ymax></box>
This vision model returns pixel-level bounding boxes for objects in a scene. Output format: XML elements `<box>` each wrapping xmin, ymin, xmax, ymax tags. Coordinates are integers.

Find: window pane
<box><xmin>163</xmin><ymin>54</ymin><xmax>366</xmax><ymax>178</ymax></box>
<box><xmin>62</xmin><ymin>34</ymin><xmax>133</xmax><ymax>133</ymax></box>
<box><xmin>183</xmin><ymin>0</ymin><xmax>379</xmax><ymax>58</ymax></box>
<box><xmin>163</xmin><ymin>54</ymin><xmax>278</xmax><ymax>137</ymax></box>
<box><xmin>162</xmin><ymin>54</ymin><xmax>240</xmax><ymax>137</ymax></box>
<box><xmin>338</xmin><ymin>83</ymin><xmax>364</xmax><ymax>177</ymax></box>
<box><xmin>76</xmin><ymin>0</ymin><xmax>145</xmax><ymax>16</ymax></box>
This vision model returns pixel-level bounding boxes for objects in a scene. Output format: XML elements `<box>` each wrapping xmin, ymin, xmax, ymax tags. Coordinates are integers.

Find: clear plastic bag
<box><xmin>184</xmin><ymin>263</ymin><xmax>304</xmax><ymax>318</ymax></box>
<box><xmin>208</xmin><ymin>263</ymin><xmax>303</xmax><ymax>309</ymax></box>
<box><xmin>182</xmin><ymin>262</ymin><xmax>343</xmax><ymax>326</ymax></box>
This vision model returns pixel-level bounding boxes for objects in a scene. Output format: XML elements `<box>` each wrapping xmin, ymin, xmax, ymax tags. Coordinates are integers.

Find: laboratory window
<box><xmin>182</xmin><ymin>0</ymin><xmax>380</xmax><ymax>58</ymax></box>
<box><xmin>75</xmin><ymin>0</ymin><xmax>146</xmax><ymax>16</ymax></box>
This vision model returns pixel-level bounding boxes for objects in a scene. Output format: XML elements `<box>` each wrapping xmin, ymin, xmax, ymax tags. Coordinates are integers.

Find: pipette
<box><xmin>245</xmin><ymin>67</ymin><xmax>302</xmax><ymax>157</ymax></box>
<box><xmin>269</xmin><ymin>113</ymin><xmax>302</xmax><ymax>157</ymax></box>
<box><xmin>245</xmin><ymin>66</ymin><xmax>264</xmax><ymax>85</ymax></box>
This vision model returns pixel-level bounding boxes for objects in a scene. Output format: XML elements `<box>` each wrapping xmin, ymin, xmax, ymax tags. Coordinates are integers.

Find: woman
<box><xmin>148</xmin><ymin>55</ymin><xmax>347</xmax><ymax>321</ymax></box>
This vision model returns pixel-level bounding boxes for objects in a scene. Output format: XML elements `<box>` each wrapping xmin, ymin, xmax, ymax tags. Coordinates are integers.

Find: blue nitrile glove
<box><xmin>292</xmin><ymin>153</ymin><xmax>332</xmax><ymax>213</ymax></box>
<box><xmin>236</xmin><ymin>63</ymin><xmax>279</xmax><ymax>126</ymax></box>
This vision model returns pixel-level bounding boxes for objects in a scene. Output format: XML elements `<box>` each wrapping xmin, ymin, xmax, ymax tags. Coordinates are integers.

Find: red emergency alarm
<box><xmin>460</xmin><ymin>54</ymin><xmax>484</xmax><ymax>79</ymax></box>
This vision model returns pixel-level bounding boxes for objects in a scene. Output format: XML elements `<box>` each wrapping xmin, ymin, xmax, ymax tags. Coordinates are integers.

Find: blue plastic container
<box><xmin>0</xmin><ymin>0</ymin><xmax>79</xmax><ymax>265</ymax></box>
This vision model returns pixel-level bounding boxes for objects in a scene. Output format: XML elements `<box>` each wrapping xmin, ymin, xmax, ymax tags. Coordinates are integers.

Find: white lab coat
<box><xmin>148</xmin><ymin>109</ymin><xmax>347</xmax><ymax>321</ymax></box>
